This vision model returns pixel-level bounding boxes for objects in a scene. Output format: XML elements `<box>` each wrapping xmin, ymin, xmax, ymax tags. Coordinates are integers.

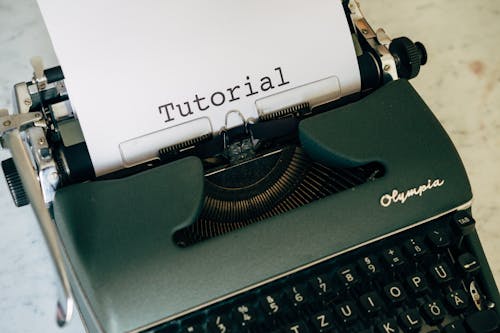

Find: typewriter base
<box><xmin>52</xmin><ymin>80</ymin><xmax>496</xmax><ymax>333</ymax></box>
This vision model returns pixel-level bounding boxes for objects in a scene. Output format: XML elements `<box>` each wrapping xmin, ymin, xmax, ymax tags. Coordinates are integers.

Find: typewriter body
<box><xmin>1</xmin><ymin>1</ymin><xmax>499</xmax><ymax>333</ymax></box>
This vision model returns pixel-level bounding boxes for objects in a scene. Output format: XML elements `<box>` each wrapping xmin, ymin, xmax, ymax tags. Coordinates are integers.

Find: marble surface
<box><xmin>0</xmin><ymin>0</ymin><xmax>499</xmax><ymax>332</ymax></box>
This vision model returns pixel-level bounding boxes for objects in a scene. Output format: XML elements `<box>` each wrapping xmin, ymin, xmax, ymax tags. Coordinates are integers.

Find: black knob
<box><xmin>389</xmin><ymin>37</ymin><xmax>427</xmax><ymax>79</ymax></box>
<box><xmin>2</xmin><ymin>158</ymin><xmax>29</xmax><ymax>207</ymax></box>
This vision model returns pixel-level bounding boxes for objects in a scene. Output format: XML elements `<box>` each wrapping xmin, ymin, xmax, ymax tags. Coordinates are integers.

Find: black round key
<box><xmin>308</xmin><ymin>274</ymin><xmax>335</xmax><ymax>298</ymax></box>
<box><xmin>359</xmin><ymin>291</ymin><xmax>383</xmax><ymax>315</ymax></box>
<box><xmin>285</xmin><ymin>321</ymin><xmax>310</xmax><ymax>333</ymax></box>
<box><xmin>285</xmin><ymin>284</ymin><xmax>310</xmax><ymax>308</ymax></box>
<box><xmin>398</xmin><ymin>308</ymin><xmax>422</xmax><ymax>332</ymax></box>
<box><xmin>357</xmin><ymin>255</ymin><xmax>381</xmax><ymax>277</ymax></box>
<box><xmin>259</xmin><ymin>292</ymin><xmax>286</xmax><ymax>317</ymax></box>
<box><xmin>384</xmin><ymin>282</ymin><xmax>406</xmax><ymax>304</ymax></box>
<box><xmin>403</xmin><ymin>237</ymin><xmax>428</xmax><ymax>258</ymax></box>
<box><xmin>337</xmin><ymin>265</ymin><xmax>358</xmax><ymax>287</ymax></box>
<box><xmin>207</xmin><ymin>314</ymin><xmax>231</xmax><ymax>333</ymax></box>
<box><xmin>443</xmin><ymin>320</ymin><xmax>467</xmax><ymax>333</ymax></box>
<box><xmin>421</xmin><ymin>300</ymin><xmax>446</xmax><ymax>325</ymax></box>
<box><xmin>429</xmin><ymin>262</ymin><xmax>453</xmax><ymax>284</ymax></box>
<box><xmin>457</xmin><ymin>252</ymin><xmax>480</xmax><ymax>273</ymax></box>
<box><xmin>311</xmin><ymin>310</ymin><xmax>335</xmax><ymax>332</ymax></box>
<box><xmin>452</xmin><ymin>211</ymin><xmax>476</xmax><ymax>236</ymax></box>
<box><xmin>382</xmin><ymin>247</ymin><xmax>406</xmax><ymax>268</ymax></box>
<box><xmin>427</xmin><ymin>229</ymin><xmax>451</xmax><ymax>249</ymax></box>
<box><xmin>179</xmin><ymin>318</ymin><xmax>204</xmax><ymax>333</ymax></box>
<box><xmin>376</xmin><ymin>319</ymin><xmax>401</xmax><ymax>333</ymax></box>
<box><xmin>232</xmin><ymin>302</ymin><xmax>257</xmax><ymax>328</ymax></box>
<box><xmin>465</xmin><ymin>310</ymin><xmax>500</xmax><ymax>333</ymax></box>
<box><xmin>406</xmin><ymin>272</ymin><xmax>428</xmax><ymax>294</ymax></box>
<box><xmin>334</xmin><ymin>301</ymin><xmax>358</xmax><ymax>324</ymax></box>
<box><xmin>446</xmin><ymin>289</ymin><xmax>469</xmax><ymax>312</ymax></box>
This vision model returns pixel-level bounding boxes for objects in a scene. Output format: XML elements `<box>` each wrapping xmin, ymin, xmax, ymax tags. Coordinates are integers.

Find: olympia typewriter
<box><xmin>1</xmin><ymin>1</ymin><xmax>499</xmax><ymax>333</ymax></box>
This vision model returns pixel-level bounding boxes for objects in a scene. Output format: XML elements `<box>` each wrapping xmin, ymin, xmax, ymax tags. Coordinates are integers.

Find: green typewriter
<box><xmin>1</xmin><ymin>1</ymin><xmax>498</xmax><ymax>332</ymax></box>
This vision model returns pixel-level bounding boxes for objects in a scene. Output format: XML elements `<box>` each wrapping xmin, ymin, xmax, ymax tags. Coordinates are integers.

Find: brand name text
<box><xmin>380</xmin><ymin>178</ymin><xmax>445</xmax><ymax>207</ymax></box>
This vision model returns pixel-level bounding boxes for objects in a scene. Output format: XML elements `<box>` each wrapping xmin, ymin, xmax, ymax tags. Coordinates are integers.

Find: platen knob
<box><xmin>389</xmin><ymin>37</ymin><xmax>427</xmax><ymax>79</ymax></box>
<box><xmin>2</xmin><ymin>158</ymin><xmax>29</xmax><ymax>207</ymax></box>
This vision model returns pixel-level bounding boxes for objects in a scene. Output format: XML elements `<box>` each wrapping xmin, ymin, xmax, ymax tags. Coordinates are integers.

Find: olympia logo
<box><xmin>379</xmin><ymin>178</ymin><xmax>445</xmax><ymax>208</ymax></box>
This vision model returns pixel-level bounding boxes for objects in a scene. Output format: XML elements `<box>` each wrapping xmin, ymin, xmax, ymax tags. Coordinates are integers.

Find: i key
<box><xmin>359</xmin><ymin>291</ymin><xmax>383</xmax><ymax>315</ymax></box>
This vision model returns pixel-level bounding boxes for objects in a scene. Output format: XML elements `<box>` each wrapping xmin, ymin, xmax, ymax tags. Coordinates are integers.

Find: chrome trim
<box><xmin>26</xmin><ymin>127</ymin><xmax>59</xmax><ymax>204</ymax></box>
<box><xmin>130</xmin><ymin>199</ymin><xmax>473</xmax><ymax>333</ymax></box>
<box><xmin>31</xmin><ymin>56</ymin><xmax>48</xmax><ymax>90</ymax></box>
<box><xmin>348</xmin><ymin>0</ymin><xmax>398</xmax><ymax>81</ymax></box>
<box><xmin>1</xmin><ymin>125</ymin><xmax>74</xmax><ymax>326</ymax></box>
<box><xmin>14</xmin><ymin>82</ymin><xmax>32</xmax><ymax>114</ymax></box>
<box><xmin>470</xmin><ymin>280</ymin><xmax>483</xmax><ymax>311</ymax></box>
<box><xmin>0</xmin><ymin>112</ymin><xmax>42</xmax><ymax>134</ymax></box>
<box><xmin>204</xmin><ymin>148</ymin><xmax>283</xmax><ymax>177</ymax></box>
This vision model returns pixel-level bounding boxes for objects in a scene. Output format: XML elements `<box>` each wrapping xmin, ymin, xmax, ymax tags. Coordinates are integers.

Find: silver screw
<box><xmin>48</xmin><ymin>171</ymin><xmax>59</xmax><ymax>185</ymax></box>
<box><xmin>384</xmin><ymin>64</ymin><xmax>391</xmax><ymax>71</ymax></box>
<box><xmin>3</xmin><ymin>120</ymin><xmax>11</xmax><ymax>127</ymax></box>
<box><xmin>362</xmin><ymin>29</ymin><xmax>368</xmax><ymax>34</ymax></box>
<box><xmin>24</xmin><ymin>98</ymin><xmax>32</xmax><ymax>106</ymax></box>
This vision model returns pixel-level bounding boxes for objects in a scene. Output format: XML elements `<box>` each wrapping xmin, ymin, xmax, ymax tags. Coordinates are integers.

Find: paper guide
<box><xmin>36</xmin><ymin>0</ymin><xmax>361</xmax><ymax>176</ymax></box>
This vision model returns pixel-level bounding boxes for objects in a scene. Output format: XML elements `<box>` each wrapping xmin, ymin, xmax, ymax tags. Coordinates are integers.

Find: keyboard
<box><xmin>146</xmin><ymin>211</ymin><xmax>500</xmax><ymax>333</ymax></box>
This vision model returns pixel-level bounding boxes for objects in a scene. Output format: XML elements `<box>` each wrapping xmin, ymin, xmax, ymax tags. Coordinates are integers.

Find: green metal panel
<box><xmin>53</xmin><ymin>80</ymin><xmax>474</xmax><ymax>333</ymax></box>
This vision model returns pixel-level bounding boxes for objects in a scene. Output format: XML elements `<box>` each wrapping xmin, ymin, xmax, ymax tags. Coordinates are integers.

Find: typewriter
<box><xmin>1</xmin><ymin>1</ymin><xmax>499</xmax><ymax>333</ymax></box>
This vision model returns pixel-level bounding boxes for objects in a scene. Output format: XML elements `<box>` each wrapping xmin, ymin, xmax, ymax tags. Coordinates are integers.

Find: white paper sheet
<box><xmin>37</xmin><ymin>0</ymin><xmax>361</xmax><ymax>176</ymax></box>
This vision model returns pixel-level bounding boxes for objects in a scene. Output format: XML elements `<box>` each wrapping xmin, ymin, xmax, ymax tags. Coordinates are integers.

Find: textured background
<box><xmin>0</xmin><ymin>1</ymin><xmax>499</xmax><ymax>332</ymax></box>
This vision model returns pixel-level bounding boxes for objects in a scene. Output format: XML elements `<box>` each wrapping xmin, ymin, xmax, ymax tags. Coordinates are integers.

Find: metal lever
<box><xmin>0</xmin><ymin>112</ymin><xmax>74</xmax><ymax>326</ymax></box>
